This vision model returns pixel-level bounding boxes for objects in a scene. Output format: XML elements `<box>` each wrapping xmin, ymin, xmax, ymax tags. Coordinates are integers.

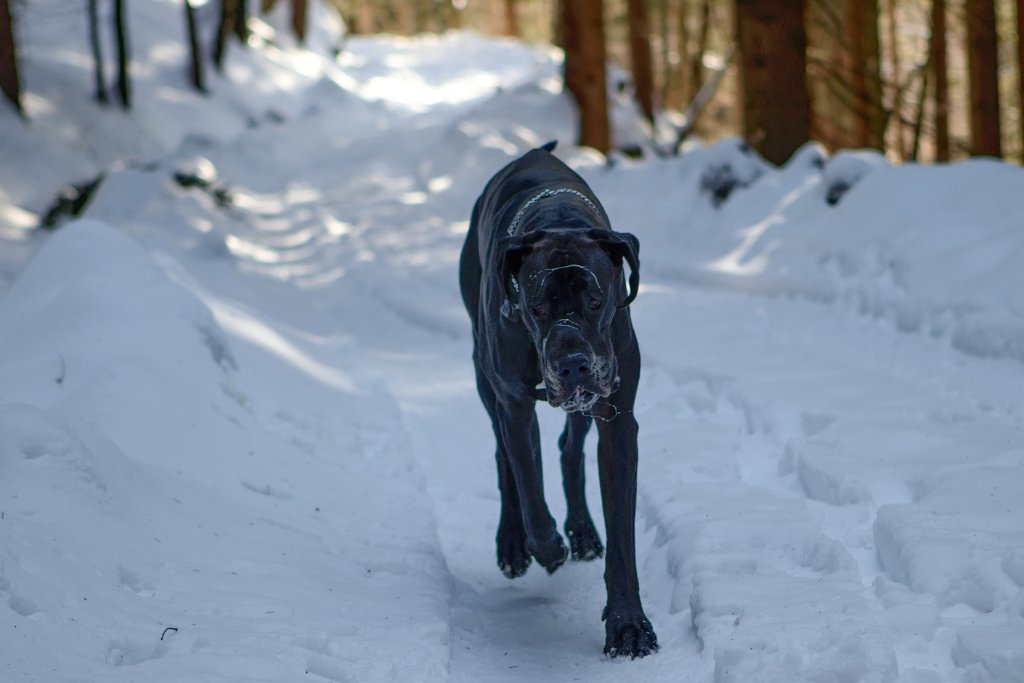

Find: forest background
<box><xmin>2</xmin><ymin>0</ymin><xmax>1022</xmax><ymax>167</ymax></box>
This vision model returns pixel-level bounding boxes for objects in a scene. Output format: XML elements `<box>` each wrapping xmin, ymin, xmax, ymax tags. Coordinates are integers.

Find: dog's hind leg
<box><xmin>559</xmin><ymin>413</ymin><xmax>604</xmax><ymax>561</ymax></box>
<box><xmin>475</xmin><ymin>368</ymin><xmax>532</xmax><ymax>578</ymax></box>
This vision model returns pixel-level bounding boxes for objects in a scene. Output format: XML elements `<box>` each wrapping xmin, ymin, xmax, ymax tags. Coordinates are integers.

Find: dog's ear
<box><xmin>588</xmin><ymin>229</ymin><xmax>640</xmax><ymax>308</ymax></box>
<box><xmin>498</xmin><ymin>232</ymin><xmax>545</xmax><ymax>320</ymax></box>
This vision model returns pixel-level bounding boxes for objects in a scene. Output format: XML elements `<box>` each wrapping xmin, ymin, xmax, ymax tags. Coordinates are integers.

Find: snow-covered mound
<box><xmin>0</xmin><ymin>220</ymin><xmax>235</xmax><ymax>417</ymax></box>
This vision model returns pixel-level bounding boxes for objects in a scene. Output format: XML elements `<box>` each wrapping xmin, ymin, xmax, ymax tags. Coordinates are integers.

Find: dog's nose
<box><xmin>554</xmin><ymin>353</ymin><xmax>590</xmax><ymax>385</ymax></box>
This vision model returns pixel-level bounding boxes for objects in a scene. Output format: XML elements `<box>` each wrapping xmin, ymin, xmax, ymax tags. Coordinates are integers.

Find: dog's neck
<box><xmin>506</xmin><ymin>187</ymin><xmax>599</xmax><ymax>236</ymax></box>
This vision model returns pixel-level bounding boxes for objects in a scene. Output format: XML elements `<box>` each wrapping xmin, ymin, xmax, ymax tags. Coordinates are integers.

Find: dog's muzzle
<box><xmin>540</xmin><ymin>323</ymin><xmax>617</xmax><ymax>412</ymax></box>
<box><xmin>542</xmin><ymin>353</ymin><xmax>616</xmax><ymax>413</ymax></box>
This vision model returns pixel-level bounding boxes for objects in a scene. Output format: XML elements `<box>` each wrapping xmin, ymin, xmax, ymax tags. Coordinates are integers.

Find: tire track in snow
<box><xmin>633</xmin><ymin>279</ymin><xmax>1024</xmax><ymax>681</ymax></box>
<box><xmin>633</xmin><ymin>359</ymin><xmax>892</xmax><ymax>670</ymax></box>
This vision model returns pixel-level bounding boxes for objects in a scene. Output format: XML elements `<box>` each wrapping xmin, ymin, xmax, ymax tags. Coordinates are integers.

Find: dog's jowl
<box><xmin>458</xmin><ymin>142</ymin><xmax>657</xmax><ymax>658</ymax></box>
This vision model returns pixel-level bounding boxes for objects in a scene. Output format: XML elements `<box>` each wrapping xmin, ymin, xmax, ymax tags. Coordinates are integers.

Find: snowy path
<box><xmin>369</xmin><ymin>252</ymin><xmax>1024</xmax><ymax>681</ymax></box>
<box><xmin>362</xmin><ymin>216</ymin><xmax>1024</xmax><ymax>679</ymax></box>
<box><xmin>377</xmin><ymin>344</ymin><xmax>701</xmax><ymax>681</ymax></box>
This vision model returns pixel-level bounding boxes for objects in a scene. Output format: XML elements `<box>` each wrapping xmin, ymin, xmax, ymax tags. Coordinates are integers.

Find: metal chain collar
<box><xmin>506</xmin><ymin>187</ymin><xmax>599</xmax><ymax>236</ymax></box>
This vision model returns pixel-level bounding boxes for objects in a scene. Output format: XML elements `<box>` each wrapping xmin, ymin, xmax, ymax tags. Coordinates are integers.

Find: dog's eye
<box><xmin>587</xmin><ymin>298</ymin><xmax>602</xmax><ymax>310</ymax></box>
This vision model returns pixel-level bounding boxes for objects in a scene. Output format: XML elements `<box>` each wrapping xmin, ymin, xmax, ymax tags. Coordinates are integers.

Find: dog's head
<box><xmin>499</xmin><ymin>228</ymin><xmax>639</xmax><ymax>412</ymax></box>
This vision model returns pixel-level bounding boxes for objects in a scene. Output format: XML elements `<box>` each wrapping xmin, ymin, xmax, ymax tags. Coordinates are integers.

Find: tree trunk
<box><xmin>1016</xmin><ymin>0</ymin><xmax>1023</xmax><ymax>159</ymax></box>
<box><xmin>185</xmin><ymin>0</ymin><xmax>206</xmax><ymax>92</ymax></box>
<box><xmin>87</xmin><ymin>0</ymin><xmax>107</xmax><ymax>103</ymax></box>
<box><xmin>114</xmin><ymin>0</ymin><xmax>130</xmax><ymax>109</ymax></box>
<box><xmin>675</xmin><ymin>0</ymin><xmax>690</xmax><ymax>106</ymax></box>
<box><xmin>291</xmin><ymin>0</ymin><xmax>308</xmax><ymax>43</ymax></box>
<box><xmin>396</xmin><ymin>2</ymin><xmax>416</xmax><ymax>35</ymax></box>
<box><xmin>233</xmin><ymin>0</ymin><xmax>248</xmax><ymax>42</ymax></box>
<box><xmin>0</xmin><ymin>0</ymin><xmax>19</xmax><ymax>115</ymax></box>
<box><xmin>658</xmin><ymin>0</ymin><xmax>671</xmax><ymax>106</ymax></box>
<box><xmin>214</xmin><ymin>0</ymin><xmax>234</xmax><ymax>69</ymax></box>
<box><xmin>689</xmin><ymin>0</ymin><xmax>710</xmax><ymax>102</ymax></box>
<box><xmin>351</xmin><ymin>0</ymin><xmax>375</xmax><ymax>34</ymax></box>
<box><xmin>627</xmin><ymin>0</ymin><xmax>656</xmax><ymax>123</ymax></box>
<box><xmin>562</xmin><ymin>0</ymin><xmax>610</xmax><ymax>154</ymax></box>
<box><xmin>965</xmin><ymin>0</ymin><xmax>1001</xmax><ymax>156</ymax></box>
<box><xmin>886</xmin><ymin>0</ymin><xmax>905</xmax><ymax>158</ymax></box>
<box><xmin>553</xmin><ymin>0</ymin><xmax>565</xmax><ymax>49</ymax></box>
<box><xmin>931</xmin><ymin>0</ymin><xmax>949</xmax><ymax>160</ymax></box>
<box><xmin>849</xmin><ymin>0</ymin><xmax>884</xmax><ymax>149</ymax></box>
<box><xmin>735</xmin><ymin>0</ymin><xmax>811</xmax><ymax>165</ymax></box>
<box><xmin>445</xmin><ymin>0</ymin><xmax>463</xmax><ymax>30</ymax></box>
<box><xmin>214</xmin><ymin>0</ymin><xmax>245</xmax><ymax>70</ymax></box>
<box><xmin>504</xmin><ymin>0</ymin><xmax>519</xmax><ymax>37</ymax></box>
<box><xmin>911</xmin><ymin>59</ymin><xmax>929</xmax><ymax>160</ymax></box>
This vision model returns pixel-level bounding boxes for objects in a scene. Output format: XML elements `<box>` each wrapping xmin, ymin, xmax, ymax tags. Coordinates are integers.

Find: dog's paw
<box><xmin>565</xmin><ymin>519</ymin><xmax>604</xmax><ymax>561</ymax></box>
<box><xmin>602</xmin><ymin>607</ymin><xmax>658</xmax><ymax>659</ymax></box>
<box><xmin>496</xmin><ymin>525</ymin><xmax>531</xmax><ymax>579</ymax></box>
<box><xmin>526</xmin><ymin>532</ymin><xmax>568</xmax><ymax>574</ymax></box>
<box><xmin>498</xmin><ymin>554</ymin><xmax>531</xmax><ymax>579</ymax></box>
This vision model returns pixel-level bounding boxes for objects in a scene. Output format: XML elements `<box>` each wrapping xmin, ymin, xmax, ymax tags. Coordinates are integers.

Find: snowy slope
<box><xmin>0</xmin><ymin>219</ymin><xmax>454</xmax><ymax>681</ymax></box>
<box><xmin>2</xmin><ymin>2</ymin><xmax>1024</xmax><ymax>682</ymax></box>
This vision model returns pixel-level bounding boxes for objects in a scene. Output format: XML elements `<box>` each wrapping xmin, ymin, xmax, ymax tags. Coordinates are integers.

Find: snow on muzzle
<box><xmin>541</xmin><ymin>340</ymin><xmax>615</xmax><ymax>413</ymax></box>
<box><xmin>539</xmin><ymin>321</ymin><xmax>617</xmax><ymax>411</ymax></box>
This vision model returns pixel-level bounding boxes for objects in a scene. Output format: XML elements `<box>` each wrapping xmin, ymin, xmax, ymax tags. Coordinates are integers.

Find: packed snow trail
<box><xmin>3</xmin><ymin>11</ymin><xmax>1024</xmax><ymax>681</ymax></box>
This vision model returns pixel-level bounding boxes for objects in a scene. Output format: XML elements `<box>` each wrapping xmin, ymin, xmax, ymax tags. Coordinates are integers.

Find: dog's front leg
<box><xmin>559</xmin><ymin>413</ymin><xmax>604</xmax><ymax>561</ymax></box>
<box><xmin>497</xmin><ymin>399</ymin><xmax>568</xmax><ymax>573</ymax></box>
<box><xmin>596</xmin><ymin>409</ymin><xmax>657</xmax><ymax>658</ymax></box>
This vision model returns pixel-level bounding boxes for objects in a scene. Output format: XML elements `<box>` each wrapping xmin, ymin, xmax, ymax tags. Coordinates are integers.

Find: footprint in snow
<box><xmin>0</xmin><ymin>403</ymin><xmax>106</xmax><ymax>491</ymax></box>
<box><xmin>117</xmin><ymin>565</ymin><xmax>156</xmax><ymax>598</ymax></box>
<box><xmin>0</xmin><ymin>576</ymin><xmax>40</xmax><ymax>617</ymax></box>
<box><xmin>106</xmin><ymin>638</ymin><xmax>167</xmax><ymax>667</ymax></box>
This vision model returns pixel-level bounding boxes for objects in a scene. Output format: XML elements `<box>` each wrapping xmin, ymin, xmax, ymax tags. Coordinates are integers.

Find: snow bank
<box><xmin>0</xmin><ymin>220</ymin><xmax>453</xmax><ymax>681</ymax></box>
<box><xmin>0</xmin><ymin>219</ymin><xmax>262</xmax><ymax>500</ymax></box>
<box><xmin>0</xmin><ymin>218</ymin><xmax>234</xmax><ymax>406</ymax></box>
<box><xmin>637</xmin><ymin>368</ymin><xmax>897</xmax><ymax>683</ymax></box>
<box><xmin>953</xmin><ymin>623</ymin><xmax>1024</xmax><ymax>682</ymax></box>
<box><xmin>585</xmin><ymin>140</ymin><xmax>1024</xmax><ymax>365</ymax></box>
<box><xmin>692</xmin><ymin>574</ymin><xmax>898</xmax><ymax>683</ymax></box>
<box><xmin>631</xmin><ymin>282</ymin><xmax>1023</xmax><ymax>681</ymax></box>
<box><xmin>875</xmin><ymin>465</ymin><xmax>1024</xmax><ymax>612</ymax></box>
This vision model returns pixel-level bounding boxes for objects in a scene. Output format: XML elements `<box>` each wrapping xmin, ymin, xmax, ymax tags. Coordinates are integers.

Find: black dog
<box><xmin>458</xmin><ymin>142</ymin><xmax>657</xmax><ymax>658</ymax></box>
